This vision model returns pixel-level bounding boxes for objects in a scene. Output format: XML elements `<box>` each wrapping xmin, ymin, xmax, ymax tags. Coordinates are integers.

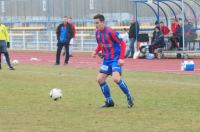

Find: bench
<box><xmin>187</xmin><ymin>38</ymin><xmax>200</xmax><ymax>50</ymax></box>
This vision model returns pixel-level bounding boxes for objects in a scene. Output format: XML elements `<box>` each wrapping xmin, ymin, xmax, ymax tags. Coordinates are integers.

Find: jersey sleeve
<box><xmin>119</xmin><ymin>41</ymin><xmax>126</xmax><ymax>59</ymax></box>
<box><xmin>110</xmin><ymin>29</ymin><xmax>126</xmax><ymax>59</ymax></box>
<box><xmin>110</xmin><ymin>29</ymin><xmax>123</xmax><ymax>44</ymax></box>
<box><xmin>95</xmin><ymin>43</ymin><xmax>101</xmax><ymax>54</ymax></box>
<box><xmin>95</xmin><ymin>32</ymin><xmax>102</xmax><ymax>54</ymax></box>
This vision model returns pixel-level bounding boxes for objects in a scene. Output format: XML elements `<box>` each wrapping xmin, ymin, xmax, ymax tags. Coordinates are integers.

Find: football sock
<box><xmin>99</xmin><ymin>82</ymin><xmax>112</xmax><ymax>103</ymax></box>
<box><xmin>117</xmin><ymin>79</ymin><xmax>131</xmax><ymax>97</ymax></box>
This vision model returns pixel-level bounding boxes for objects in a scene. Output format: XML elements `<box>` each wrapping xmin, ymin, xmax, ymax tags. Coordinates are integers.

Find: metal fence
<box><xmin>10</xmin><ymin>30</ymin><xmax>97</xmax><ymax>52</ymax></box>
<box><xmin>9</xmin><ymin>29</ymin><xmax>200</xmax><ymax>52</ymax></box>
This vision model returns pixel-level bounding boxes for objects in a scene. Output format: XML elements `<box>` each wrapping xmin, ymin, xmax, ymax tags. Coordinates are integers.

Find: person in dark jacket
<box><xmin>55</xmin><ymin>16</ymin><xmax>73</xmax><ymax>65</ymax></box>
<box><xmin>125</xmin><ymin>19</ymin><xmax>140</xmax><ymax>58</ymax></box>
<box><xmin>149</xmin><ymin>26</ymin><xmax>165</xmax><ymax>53</ymax></box>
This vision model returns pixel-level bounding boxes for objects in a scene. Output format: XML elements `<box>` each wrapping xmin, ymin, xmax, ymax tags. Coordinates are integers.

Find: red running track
<box><xmin>9</xmin><ymin>50</ymin><xmax>200</xmax><ymax>74</ymax></box>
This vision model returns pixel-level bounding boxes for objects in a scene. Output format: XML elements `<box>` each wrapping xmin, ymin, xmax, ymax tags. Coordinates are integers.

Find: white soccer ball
<box><xmin>49</xmin><ymin>88</ymin><xmax>62</xmax><ymax>101</ymax></box>
<box><xmin>12</xmin><ymin>59</ymin><xmax>19</xmax><ymax>65</ymax></box>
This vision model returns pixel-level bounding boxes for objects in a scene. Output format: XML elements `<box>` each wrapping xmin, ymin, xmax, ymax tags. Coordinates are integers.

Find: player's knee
<box><xmin>112</xmin><ymin>77</ymin><xmax>120</xmax><ymax>83</ymax></box>
<box><xmin>97</xmin><ymin>77</ymin><xmax>105</xmax><ymax>84</ymax></box>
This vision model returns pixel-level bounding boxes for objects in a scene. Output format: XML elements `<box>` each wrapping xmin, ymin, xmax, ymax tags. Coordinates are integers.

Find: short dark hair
<box><xmin>93</xmin><ymin>14</ymin><xmax>105</xmax><ymax>22</ymax></box>
<box><xmin>155</xmin><ymin>20</ymin><xmax>159</xmax><ymax>25</ymax></box>
<box><xmin>160</xmin><ymin>21</ymin><xmax>164</xmax><ymax>24</ymax></box>
<box><xmin>155</xmin><ymin>26</ymin><xmax>160</xmax><ymax>30</ymax></box>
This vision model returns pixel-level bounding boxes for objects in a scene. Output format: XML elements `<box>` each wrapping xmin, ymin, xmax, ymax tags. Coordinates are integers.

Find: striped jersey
<box><xmin>95</xmin><ymin>26</ymin><xmax>126</xmax><ymax>60</ymax></box>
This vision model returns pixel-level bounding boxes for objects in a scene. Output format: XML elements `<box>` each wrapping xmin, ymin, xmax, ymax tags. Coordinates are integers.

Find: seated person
<box><xmin>160</xmin><ymin>21</ymin><xmax>171</xmax><ymax>49</ymax></box>
<box><xmin>170</xmin><ymin>18</ymin><xmax>183</xmax><ymax>50</ymax></box>
<box><xmin>184</xmin><ymin>20</ymin><xmax>197</xmax><ymax>50</ymax></box>
<box><xmin>160</xmin><ymin>21</ymin><xmax>170</xmax><ymax>36</ymax></box>
<box><xmin>149</xmin><ymin>26</ymin><xmax>165</xmax><ymax>54</ymax></box>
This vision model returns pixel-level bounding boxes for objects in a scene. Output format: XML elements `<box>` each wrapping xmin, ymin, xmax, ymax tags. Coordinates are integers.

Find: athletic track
<box><xmin>9</xmin><ymin>50</ymin><xmax>200</xmax><ymax>74</ymax></box>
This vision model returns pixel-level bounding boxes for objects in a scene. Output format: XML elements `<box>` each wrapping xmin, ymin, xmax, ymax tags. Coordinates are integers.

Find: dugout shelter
<box><xmin>129</xmin><ymin>0</ymin><xmax>200</xmax><ymax>58</ymax></box>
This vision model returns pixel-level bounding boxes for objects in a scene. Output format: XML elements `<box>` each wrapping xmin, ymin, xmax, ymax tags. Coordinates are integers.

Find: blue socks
<box><xmin>117</xmin><ymin>79</ymin><xmax>131</xmax><ymax>97</ymax></box>
<box><xmin>99</xmin><ymin>82</ymin><xmax>113</xmax><ymax>103</ymax></box>
<box><xmin>99</xmin><ymin>80</ymin><xmax>133</xmax><ymax>103</ymax></box>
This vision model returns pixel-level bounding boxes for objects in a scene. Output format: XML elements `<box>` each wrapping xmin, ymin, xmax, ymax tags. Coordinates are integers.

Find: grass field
<box><xmin>0</xmin><ymin>64</ymin><xmax>200</xmax><ymax>132</ymax></box>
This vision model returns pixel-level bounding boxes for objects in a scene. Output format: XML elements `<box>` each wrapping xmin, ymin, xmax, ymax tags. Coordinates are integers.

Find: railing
<box><xmin>10</xmin><ymin>30</ymin><xmax>97</xmax><ymax>52</ymax></box>
<box><xmin>9</xmin><ymin>30</ymin><xmax>200</xmax><ymax>52</ymax></box>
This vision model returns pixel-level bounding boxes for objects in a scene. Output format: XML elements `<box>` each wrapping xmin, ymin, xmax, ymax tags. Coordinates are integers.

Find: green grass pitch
<box><xmin>0</xmin><ymin>64</ymin><xmax>200</xmax><ymax>132</ymax></box>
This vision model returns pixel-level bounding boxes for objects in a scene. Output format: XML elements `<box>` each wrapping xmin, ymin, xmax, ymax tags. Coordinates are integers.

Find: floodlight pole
<box><xmin>157</xmin><ymin>0</ymin><xmax>160</xmax><ymax>23</ymax></box>
<box><xmin>135</xmin><ymin>2</ymin><xmax>138</xmax><ymax>51</ymax></box>
<box><xmin>47</xmin><ymin>0</ymin><xmax>50</xmax><ymax>23</ymax></box>
<box><xmin>181</xmin><ymin>0</ymin><xmax>185</xmax><ymax>51</ymax></box>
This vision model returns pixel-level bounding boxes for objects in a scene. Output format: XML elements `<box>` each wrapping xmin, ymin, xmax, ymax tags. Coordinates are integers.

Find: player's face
<box><xmin>63</xmin><ymin>17</ymin><xmax>68</xmax><ymax>24</ymax></box>
<box><xmin>68</xmin><ymin>18</ymin><xmax>72</xmax><ymax>24</ymax></box>
<box><xmin>94</xmin><ymin>19</ymin><xmax>104</xmax><ymax>30</ymax></box>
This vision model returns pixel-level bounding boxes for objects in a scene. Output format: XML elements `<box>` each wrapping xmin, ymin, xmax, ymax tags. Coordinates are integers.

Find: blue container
<box><xmin>182</xmin><ymin>60</ymin><xmax>195</xmax><ymax>71</ymax></box>
<box><xmin>184</xmin><ymin>64</ymin><xmax>194</xmax><ymax>71</ymax></box>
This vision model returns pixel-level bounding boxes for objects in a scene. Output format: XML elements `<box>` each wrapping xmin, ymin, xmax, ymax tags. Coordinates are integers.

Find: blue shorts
<box><xmin>0</xmin><ymin>40</ymin><xmax>8</xmax><ymax>53</ymax></box>
<box><xmin>99</xmin><ymin>58</ymin><xmax>122</xmax><ymax>75</ymax></box>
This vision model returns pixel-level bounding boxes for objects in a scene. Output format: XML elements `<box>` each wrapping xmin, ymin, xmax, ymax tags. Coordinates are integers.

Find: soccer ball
<box><xmin>12</xmin><ymin>59</ymin><xmax>19</xmax><ymax>65</ymax></box>
<box><xmin>49</xmin><ymin>88</ymin><xmax>62</xmax><ymax>101</ymax></box>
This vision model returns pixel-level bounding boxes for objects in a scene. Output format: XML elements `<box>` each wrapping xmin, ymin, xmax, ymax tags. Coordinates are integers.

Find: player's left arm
<box><xmin>118</xmin><ymin>40</ymin><xmax>126</xmax><ymax>66</ymax></box>
<box><xmin>110</xmin><ymin>30</ymin><xmax>126</xmax><ymax>65</ymax></box>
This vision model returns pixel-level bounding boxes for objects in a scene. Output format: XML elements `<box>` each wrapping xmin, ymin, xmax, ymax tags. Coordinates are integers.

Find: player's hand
<box><xmin>118</xmin><ymin>59</ymin><xmax>124</xmax><ymax>66</ymax></box>
<box><xmin>92</xmin><ymin>51</ymin><xmax>97</xmax><ymax>58</ymax></box>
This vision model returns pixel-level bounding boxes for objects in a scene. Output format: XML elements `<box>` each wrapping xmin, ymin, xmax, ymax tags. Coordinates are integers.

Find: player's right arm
<box><xmin>92</xmin><ymin>43</ymin><xmax>101</xmax><ymax>58</ymax></box>
<box><xmin>92</xmin><ymin>31</ymin><xmax>102</xmax><ymax>58</ymax></box>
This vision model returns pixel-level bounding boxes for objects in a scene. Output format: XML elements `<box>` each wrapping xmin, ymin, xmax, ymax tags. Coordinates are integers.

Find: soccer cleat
<box><xmin>100</xmin><ymin>101</ymin><xmax>114</xmax><ymax>108</ymax></box>
<box><xmin>9</xmin><ymin>67</ymin><xmax>15</xmax><ymax>70</ymax></box>
<box><xmin>127</xmin><ymin>95</ymin><xmax>134</xmax><ymax>108</ymax></box>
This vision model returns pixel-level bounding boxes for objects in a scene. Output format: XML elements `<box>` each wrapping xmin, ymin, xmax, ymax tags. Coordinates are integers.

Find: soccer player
<box><xmin>0</xmin><ymin>23</ymin><xmax>15</xmax><ymax>70</ymax></box>
<box><xmin>92</xmin><ymin>14</ymin><xmax>134</xmax><ymax>108</ymax></box>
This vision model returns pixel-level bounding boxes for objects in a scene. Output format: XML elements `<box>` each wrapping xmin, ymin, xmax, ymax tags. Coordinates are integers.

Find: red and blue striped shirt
<box><xmin>95</xmin><ymin>26</ymin><xmax>126</xmax><ymax>60</ymax></box>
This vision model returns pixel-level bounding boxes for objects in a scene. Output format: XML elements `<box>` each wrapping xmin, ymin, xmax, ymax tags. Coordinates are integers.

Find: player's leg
<box><xmin>98</xmin><ymin>60</ymin><xmax>114</xmax><ymax>107</ymax></box>
<box><xmin>112</xmin><ymin>72</ymin><xmax>134</xmax><ymax>108</ymax></box>
<box><xmin>97</xmin><ymin>72</ymin><xmax>114</xmax><ymax>107</ymax></box>
<box><xmin>112</xmin><ymin>62</ymin><xmax>134</xmax><ymax>108</ymax></box>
